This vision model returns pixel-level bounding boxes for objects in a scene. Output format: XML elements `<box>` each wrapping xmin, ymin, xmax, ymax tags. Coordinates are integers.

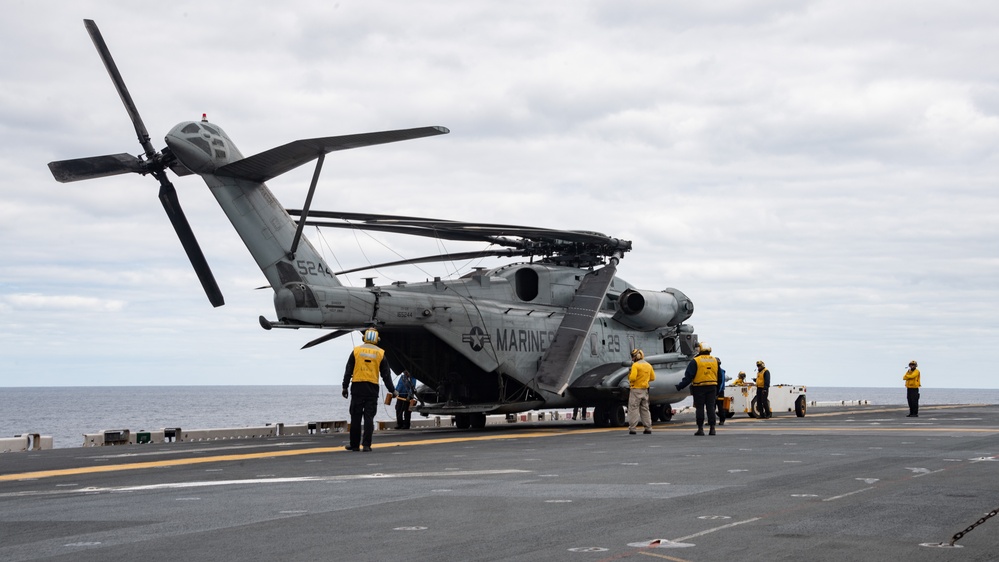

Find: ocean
<box><xmin>3</xmin><ymin>386</ymin><xmax>998</xmax><ymax>449</ymax></box>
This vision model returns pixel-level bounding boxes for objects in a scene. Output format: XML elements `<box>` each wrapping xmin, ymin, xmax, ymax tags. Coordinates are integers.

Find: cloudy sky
<box><xmin>2</xmin><ymin>1</ymin><xmax>997</xmax><ymax>389</ymax></box>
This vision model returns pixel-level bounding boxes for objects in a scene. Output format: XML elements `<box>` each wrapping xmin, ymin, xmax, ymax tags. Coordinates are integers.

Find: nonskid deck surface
<box><xmin>2</xmin><ymin>404</ymin><xmax>997</xmax><ymax>561</ymax></box>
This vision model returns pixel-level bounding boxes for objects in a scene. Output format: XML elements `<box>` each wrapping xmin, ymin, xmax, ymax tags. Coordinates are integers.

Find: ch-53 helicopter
<box><xmin>49</xmin><ymin>20</ymin><xmax>702</xmax><ymax>429</ymax></box>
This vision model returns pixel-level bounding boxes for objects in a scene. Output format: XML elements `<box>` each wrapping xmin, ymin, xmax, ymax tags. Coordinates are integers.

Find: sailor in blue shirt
<box><xmin>394</xmin><ymin>370</ymin><xmax>416</xmax><ymax>429</ymax></box>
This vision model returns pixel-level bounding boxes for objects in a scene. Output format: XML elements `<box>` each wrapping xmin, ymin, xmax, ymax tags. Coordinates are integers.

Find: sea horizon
<box><xmin>4</xmin><ymin>384</ymin><xmax>995</xmax><ymax>389</ymax></box>
<box><xmin>3</xmin><ymin>385</ymin><xmax>998</xmax><ymax>449</ymax></box>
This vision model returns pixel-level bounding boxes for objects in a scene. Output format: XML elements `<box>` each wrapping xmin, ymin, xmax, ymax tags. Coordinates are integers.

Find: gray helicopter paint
<box><xmin>50</xmin><ymin>19</ymin><xmax>699</xmax><ymax>421</ymax></box>
<box><xmin>84</xmin><ymin>119</ymin><xmax>699</xmax><ymax>415</ymax></box>
<box><xmin>169</xmin><ymin>129</ymin><xmax>696</xmax><ymax>407</ymax></box>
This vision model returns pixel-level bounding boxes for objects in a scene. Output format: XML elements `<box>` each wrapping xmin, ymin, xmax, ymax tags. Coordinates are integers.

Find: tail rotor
<box><xmin>47</xmin><ymin>19</ymin><xmax>224</xmax><ymax>307</ymax></box>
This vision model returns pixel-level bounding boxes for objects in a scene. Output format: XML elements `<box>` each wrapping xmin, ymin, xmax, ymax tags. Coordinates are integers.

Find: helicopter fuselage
<box><xmin>162</xmin><ymin>118</ymin><xmax>701</xmax><ymax>421</ymax></box>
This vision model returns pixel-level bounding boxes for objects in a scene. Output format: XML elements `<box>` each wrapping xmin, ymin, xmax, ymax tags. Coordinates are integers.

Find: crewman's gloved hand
<box><xmin>393</xmin><ymin>391</ymin><xmax>399</xmax><ymax>398</ymax></box>
<box><xmin>342</xmin><ymin>389</ymin><xmax>349</xmax><ymax>399</ymax></box>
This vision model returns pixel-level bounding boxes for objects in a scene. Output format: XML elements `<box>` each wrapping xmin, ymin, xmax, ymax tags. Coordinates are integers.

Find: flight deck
<box><xmin>2</xmin><ymin>404</ymin><xmax>997</xmax><ymax>561</ymax></box>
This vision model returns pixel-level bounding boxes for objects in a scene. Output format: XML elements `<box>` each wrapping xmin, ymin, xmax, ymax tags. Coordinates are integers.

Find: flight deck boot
<box><xmin>708</xmin><ymin>425</ymin><xmax>716</xmax><ymax>436</ymax></box>
<box><xmin>694</xmin><ymin>425</ymin><xmax>704</xmax><ymax>436</ymax></box>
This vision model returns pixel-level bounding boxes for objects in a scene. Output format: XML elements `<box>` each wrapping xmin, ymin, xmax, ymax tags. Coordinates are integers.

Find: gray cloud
<box><xmin>1</xmin><ymin>0</ymin><xmax>996</xmax><ymax>389</ymax></box>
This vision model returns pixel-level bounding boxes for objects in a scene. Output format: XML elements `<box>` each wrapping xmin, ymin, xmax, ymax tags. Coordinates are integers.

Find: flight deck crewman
<box><xmin>732</xmin><ymin>371</ymin><xmax>748</xmax><ymax>386</ymax></box>
<box><xmin>394</xmin><ymin>370</ymin><xmax>416</xmax><ymax>429</ymax></box>
<box><xmin>342</xmin><ymin>329</ymin><xmax>395</xmax><ymax>452</ymax></box>
<box><xmin>676</xmin><ymin>342</ymin><xmax>720</xmax><ymax>436</ymax></box>
<box><xmin>716</xmin><ymin>361</ymin><xmax>727</xmax><ymax>426</ymax></box>
<box><xmin>903</xmin><ymin>360</ymin><xmax>921</xmax><ymax>417</ymax></box>
<box><xmin>627</xmin><ymin>349</ymin><xmax>655</xmax><ymax>435</ymax></box>
<box><xmin>755</xmin><ymin>360</ymin><xmax>772</xmax><ymax>419</ymax></box>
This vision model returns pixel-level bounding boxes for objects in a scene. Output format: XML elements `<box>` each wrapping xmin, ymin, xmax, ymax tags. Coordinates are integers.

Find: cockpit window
<box><xmin>201</xmin><ymin>124</ymin><xmax>220</xmax><ymax>136</ymax></box>
<box><xmin>181</xmin><ymin>123</ymin><xmax>201</xmax><ymax>134</ymax></box>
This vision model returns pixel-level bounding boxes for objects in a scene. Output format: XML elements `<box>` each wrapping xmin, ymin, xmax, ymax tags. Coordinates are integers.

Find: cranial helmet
<box><xmin>909</xmin><ymin>360</ymin><xmax>917</xmax><ymax>367</ymax></box>
<box><xmin>363</xmin><ymin>329</ymin><xmax>380</xmax><ymax>344</ymax></box>
<box><xmin>756</xmin><ymin>360</ymin><xmax>765</xmax><ymax>369</ymax></box>
<box><xmin>631</xmin><ymin>349</ymin><xmax>644</xmax><ymax>361</ymax></box>
<box><xmin>698</xmin><ymin>342</ymin><xmax>711</xmax><ymax>355</ymax></box>
<box><xmin>738</xmin><ymin>371</ymin><xmax>746</xmax><ymax>377</ymax></box>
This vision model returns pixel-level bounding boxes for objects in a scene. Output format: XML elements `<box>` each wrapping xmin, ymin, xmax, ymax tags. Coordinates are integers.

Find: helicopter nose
<box><xmin>165</xmin><ymin>122</ymin><xmax>217</xmax><ymax>174</ymax></box>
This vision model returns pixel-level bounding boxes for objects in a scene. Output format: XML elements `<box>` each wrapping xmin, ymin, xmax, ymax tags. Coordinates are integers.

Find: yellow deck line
<box><xmin>0</xmin><ymin>428</ymin><xmax>590</xmax><ymax>482</ymax></box>
<box><xmin>2</xmin><ymin>404</ymin><xmax>993</xmax><ymax>482</ymax></box>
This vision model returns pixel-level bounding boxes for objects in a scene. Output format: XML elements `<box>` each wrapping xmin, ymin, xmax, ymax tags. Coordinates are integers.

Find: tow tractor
<box><xmin>720</xmin><ymin>384</ymin><xmax>807</xmax><ymax>419</ymax></box>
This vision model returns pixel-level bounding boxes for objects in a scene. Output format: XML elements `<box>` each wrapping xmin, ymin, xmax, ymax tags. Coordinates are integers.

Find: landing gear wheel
<box><xmin>749</xmin><ymin>398</ymin><xmax>758</xmax><ymax>419</ymax></box>
<box><xmin>455</xmin><ymin>413</ymin><xmax>471</xmax><ymax>429</ymax></box>
<box><xmin>592</xmin><ymin>405</ymin><xmax>609</xmax><ymax>428</ymax></box>
<box><xmin>660</xmin><ymin>404</ymin><xmax>673</xmax><ymax>422</ymax></box>
<box><xmin>795</xmin><ymin>395</ymin><xmax>807</xmax><ymax>417</ymax></box>
<box><xmin>607</xmin><ymin>405</ymin><xmax>626</xmax><ymax>427</ymax></box>
<box><xmin>471</xmin><ymin>412</ymin><xmax>487</xmax><ymax>429</ymax></box>
<box><xmin>651</xmin><ymin>404</ymin><xmax>664</xmax><ymax>423</ymax></box>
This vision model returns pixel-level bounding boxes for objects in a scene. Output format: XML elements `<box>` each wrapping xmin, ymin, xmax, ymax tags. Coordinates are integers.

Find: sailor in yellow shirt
<box><xmin>676</xmin><ymin>342</ymin><xmax>721</xmax><ymax>435</ymax></box>
<box><xmin>754</xmin><ymin>360</ymin><xmax>772</xmax><ymax>419</ymax></box>
<box><xmin>342</xmin><ymin>329</ymin><xmax>396</xmax><ymax>451</ymax></box>
<box><xmin>731</xmin><ymin>371</ymin><xmax>748</xmax><ymax>386</ymax></box>
<box><xmin>627</xmin><ymin>349</ymin><xmax>656</xmax><ymax>435</ymax></box>
<box><xmin>903</xmin><ymin>360</ymin><xmax>921</xmax><ymax>417</ymax></box>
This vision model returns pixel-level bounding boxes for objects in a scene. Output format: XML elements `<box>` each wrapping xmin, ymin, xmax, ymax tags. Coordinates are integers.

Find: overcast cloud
<box><xmin>2</xmin><ymin>1</ymin><xmax>997</xmax><ymax>389</ymax></box>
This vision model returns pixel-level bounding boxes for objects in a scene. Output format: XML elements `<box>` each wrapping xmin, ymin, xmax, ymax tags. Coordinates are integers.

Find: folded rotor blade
<box><xmin>48</xmin><ymin>153</ymin><xmax>144</xmax><ymax>183</ymax></box>
<box><xmin>301</xmin><ymin>218</ymin><xmax>526</xmax><ymax>248</ymax></box>
<box><xmin>292</xmin><ymin>209</ymin><xmax>633</xmax><ymax>254</ymax></box>
<box><xmin>157</xmin><ymin>177</ymin><xmax>225</xmax><ymax>307</ymax></box>
<box><xmin>333</xmin><ymin>249</ymin><xmax>529</xmax><ymax>276</ymax></box>
<box><xmin>533</xmin><ymin>260</ymin><xmax>618</xmax><ymax>395</ymax></box>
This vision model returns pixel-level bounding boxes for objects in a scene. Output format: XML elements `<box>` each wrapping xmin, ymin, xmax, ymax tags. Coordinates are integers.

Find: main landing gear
<box><xmin>591</xmin><ymin>403</ymin><xmax>674</xmax><ymax>427</ymax></box>
<box><xmin>453</xmin><ymin>413</ymin><xmax>488</xmax><ymax>429</ymax></box>
<box><xmin>592</xmin><ymin>405</ymin><xmax>625</xmax><ymax>427</ymax></box>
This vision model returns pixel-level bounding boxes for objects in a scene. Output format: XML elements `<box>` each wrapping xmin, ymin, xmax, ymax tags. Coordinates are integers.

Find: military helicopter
<box><xmin>49</xmin><ymin>20</ymin><xmax>701</xmax><ymax>429</ymax></box>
